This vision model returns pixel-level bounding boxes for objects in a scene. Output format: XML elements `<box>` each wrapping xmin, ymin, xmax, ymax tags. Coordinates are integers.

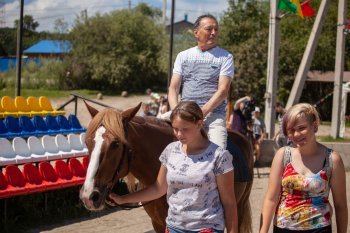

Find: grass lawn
<box><xmin>1</xmin><ymin>88</ymin><xmax>99</xmax><ymax>99</ymax></box>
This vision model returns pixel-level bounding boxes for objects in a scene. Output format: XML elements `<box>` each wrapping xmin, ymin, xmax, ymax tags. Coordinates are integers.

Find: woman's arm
<box><xmin>259</xmin><ymin>148</ymin><xmax>285</xmax><ymax>233</ymax></box>
<box><xmin>216</xmin><ymin>170</ymin><xmax>237</xmax><ymax>233</ymax></box>
<box><xmin>330</xmin><ymin>151</ymin><xmax>348</xmax><ymax>233</ymax></box>
<box><xmin>108</xmin><ymin>165</ymin><xmax>168</xmax><ymax>204</ymax></box>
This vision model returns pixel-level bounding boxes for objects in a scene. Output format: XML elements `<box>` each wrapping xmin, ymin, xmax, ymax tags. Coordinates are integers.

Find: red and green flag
<box><xmin>279</xmin><ymin>0</ymin><xmax>316</xmax><ymax>18</ymax></box>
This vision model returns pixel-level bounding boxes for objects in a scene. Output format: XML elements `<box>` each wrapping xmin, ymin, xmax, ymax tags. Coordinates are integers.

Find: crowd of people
<box><xmin>123</xmin><ymin>14</ymin><xmax>347</xmax><ymax>233</ymax></box>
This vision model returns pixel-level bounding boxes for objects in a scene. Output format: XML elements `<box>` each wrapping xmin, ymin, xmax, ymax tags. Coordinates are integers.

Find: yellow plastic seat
<box><xmin>1</xmin><ymin>96</ymin><xmax>19</xmax><ymax>118</ymax></box>
<box><xmin>0</xmin><ymin>101</ymin><xmax>4</xmax><ymax>118</ymax></box>
<box><xmin>27</xmin><ymin>96</ymin><xmax>48</xmax><ymax>117</ymax></box>
<box><xmin>38</xmin><ymin>96</ymin><xmax>65</xmax><ymax>116</ymax></box>
<box><xmin>15</xmin><ymin>96</ymin><xmax>43</xmax><ymax>117</ymax></box>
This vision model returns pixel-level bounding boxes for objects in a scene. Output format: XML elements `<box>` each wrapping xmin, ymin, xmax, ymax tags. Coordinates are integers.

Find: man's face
<box><xmin>194</xmin><ymin>17</ymin><xmax>219</xmax><ymax>49</ymax></box>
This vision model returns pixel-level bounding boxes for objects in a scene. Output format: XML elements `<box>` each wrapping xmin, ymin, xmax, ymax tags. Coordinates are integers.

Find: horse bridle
<box><xmin>105</xmin><ymin>121</ymin><xmax>153</xmax><ymax>209</ymax></box>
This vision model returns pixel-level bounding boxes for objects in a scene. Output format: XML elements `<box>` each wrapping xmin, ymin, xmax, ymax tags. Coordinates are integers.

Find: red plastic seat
<box><xmin>68</xmin><ymin>158</ymin><xmax>86</xmax><ymax>185</ymax></box>
<box><xmin>82</xmin><ymin>157</ymin><xmax>89</xmax><ymax>171</ymax></box>
<box><xmin>4</xmin><ymin>165</ymin><xmax>28</xmax><ymax>196</ymax></box>
<box><xmin>0</xmin><ymin>170</ymin><xmax>9</xmax><ymax>199</ymax></box>
<box><xmin>22</xmin><ymin>163</ymin><xmax>46</xmax><ymax>193</ymax></box>
<box><xmin>54</xmin><ymin>160</ymin><xmax>78</xmax><ymax>187</ymax></box>
<box><xmin>38</xmin><ymin>162</ymin><xmax>63</xmax><ymax>190</ymax></box>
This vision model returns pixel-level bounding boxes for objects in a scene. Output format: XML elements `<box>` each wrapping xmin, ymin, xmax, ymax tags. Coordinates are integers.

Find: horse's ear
<box><xmin>84</xmin><ymin>100</ymin><xmax>99</xmax><ymax>118</ymax></box>
<box><xmin>122</xmin><ymin>102</ymin><xmax>142</xmax><ymax>122</ymax></box>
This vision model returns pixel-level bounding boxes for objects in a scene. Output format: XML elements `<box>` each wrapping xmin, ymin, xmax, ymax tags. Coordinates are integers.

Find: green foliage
<box><xmin>14</xmin><ymin>15</ymin><xmax>40</xmax><ymax>31</ymax></box>
<box><xmin>69</xmin><ymin>7</ymin><xmax>167</xmax><ymax>92</ymax></box>
<box><xmin>220</xmin><ymin>1</ymin><xmax>269</xmax><ymax>105</ymax></box>
<box><xmin>221</xmin><ymin>0</ymin><xmax>350</xmax><ymax>112</ymax></box>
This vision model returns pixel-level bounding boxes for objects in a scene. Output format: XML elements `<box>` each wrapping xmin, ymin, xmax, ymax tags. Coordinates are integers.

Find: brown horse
<box><xmin>80</xmin><ymin>102</ymin><xmax>254</xmax><ymax>233</ymax></box>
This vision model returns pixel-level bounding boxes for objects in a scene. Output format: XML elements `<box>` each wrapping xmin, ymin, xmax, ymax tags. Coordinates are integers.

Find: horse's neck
<box><xmin>127</xmin><ymin>119</ymin><xmax>174</xmax><ymax>186</ymax></box>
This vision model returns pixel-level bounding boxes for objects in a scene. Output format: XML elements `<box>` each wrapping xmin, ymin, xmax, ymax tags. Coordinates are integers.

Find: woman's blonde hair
<box><xmin>170</xmin><ymin>101</ymin><xmax>208</xmax><ymax>139</ymax></box>
<box><xmin>282</xmin><ymin>103</ymin><xmax>320</xmax><ymax>136</ymax></box>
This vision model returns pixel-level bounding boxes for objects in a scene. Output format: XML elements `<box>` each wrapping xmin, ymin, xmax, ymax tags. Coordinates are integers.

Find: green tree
<box><xmin>220</xmin><ymin>1</ymin><xmax>269</xmax><ymax>106</ymax></box>
<box><xmin>14</xmin><ymin>15</ymin><xmax>39</xmax><ymax>31</ymax></box>
<box><xmin>69</xmin><ymin>6</ymin><xmax>167</xmax><ymax>92</ymax></box>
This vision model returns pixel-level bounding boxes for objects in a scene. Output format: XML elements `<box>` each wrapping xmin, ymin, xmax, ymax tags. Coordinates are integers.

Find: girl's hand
<box><xmin>106</xmin><ymin>193</ymin><xmax>124</xmax><ymax>206</ymax></box>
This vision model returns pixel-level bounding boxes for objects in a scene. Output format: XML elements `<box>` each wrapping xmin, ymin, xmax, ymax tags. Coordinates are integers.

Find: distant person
<box><xmin>157</xmin><ymin>96</ymin><xmax>169</xmax><ymax>118</ymax></box>
<box><xmin>228</xmin><ymin>96</ymin><xmax>251</xmax><ymax>135</ymax></box>
<box><xmin>273</xmin><ymin>102</ymin><xmax>288</xmax><ymax>148</ymax></box>
<box><xmin>168</xmin><ymin>14</ymin><xmax>234</xmax><ymax>149</ymax></box>
<box><xmin>108</xmin><ymin>101</ymin><xmax>238</xmax><ymax>233</ymax></box>
<box><xmin>260</xmin><ymin>103</ymin><xmax>348</xmax><ymax>233</ymax></box>
<box><xmin>252</xmin><ymin>107</ymin><xmax>265</xmax><ymax>165</ymax></box>
<box><xmin>139</xmin><ymin>101</ymin><xmax>154</xmax><ymax>117</ymax></box>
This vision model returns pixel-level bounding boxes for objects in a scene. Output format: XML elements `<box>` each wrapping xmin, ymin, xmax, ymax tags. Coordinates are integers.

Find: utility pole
<box><xmin>162</xmin><ymin>0</ymin><xmax>167</xmax><ymax>25</ymax></box>
<box><xmin>167</xmin><ymin>0</ymin><xmax>175</xmax><ymax>89</ymax></box>
<box><xmin>15</xmin><ymin>0</ymin><xmax>24</xmax><ymax>97</ymax></box>
<box><xmin>331</xmin><ymin>0</ymin><xmax>347</xmax><ymax>138</ymax></box>
<box><xmin>128</xmin><ymin>0</ymin><xmax>131</xmax><ymax>11</ymax></box>
<box><xmin>264</xmin><ymin>0</ymin><xmax>280</xmax><ymax>139</ymax></box>
<box><xmin>286</xmin><ymin>0</ymin><xmax>331</xmax><ymax>108</ymax></box>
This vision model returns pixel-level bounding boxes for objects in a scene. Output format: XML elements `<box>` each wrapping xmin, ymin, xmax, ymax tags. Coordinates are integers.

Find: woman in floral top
<box><xmin>260</xmin><ymin>103</ymin><xmax>347</xmax><ymax>233</ymax></box>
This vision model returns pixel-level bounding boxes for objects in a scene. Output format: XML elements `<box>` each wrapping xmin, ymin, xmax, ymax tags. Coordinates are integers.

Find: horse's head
<box><xmin>80</xmin><ymin>102</ymin><xmax>141</xmax><ymax>211</ymax></box>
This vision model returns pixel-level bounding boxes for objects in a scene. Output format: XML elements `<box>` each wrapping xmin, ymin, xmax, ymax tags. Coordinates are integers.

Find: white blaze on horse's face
<box><xmin>80</xmin><ymin>126</ymin><xmax>106</xmax><ymax>210</ymax></box>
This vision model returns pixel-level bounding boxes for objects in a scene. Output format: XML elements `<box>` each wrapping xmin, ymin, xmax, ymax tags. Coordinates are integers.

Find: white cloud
<box><xmin>1</xmin><ymin>0</ymin><xmax>229</xmax><ymax>31</ymax></box>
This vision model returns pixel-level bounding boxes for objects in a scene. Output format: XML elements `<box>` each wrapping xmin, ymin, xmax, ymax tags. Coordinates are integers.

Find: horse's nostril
<box><xmin>90</xmin><ymin>191</ymin><xmax>100</xmax><ymax>202</ymax></box>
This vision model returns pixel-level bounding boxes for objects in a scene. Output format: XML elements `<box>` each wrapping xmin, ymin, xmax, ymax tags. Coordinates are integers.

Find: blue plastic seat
<box><xmin>4</xmin><ymin>116</ymin><xmax>22</xmax><ymax>137</ymax></box>
<box><xmin>68</xmin><ymin>115</ymin><xmax>86</xmax><ymax>133</ymax></box>
<box><xmin>19</xmin><ymin>116</ymin><xmax>44</xmax><ymax>137</ymax></box>
<box><xmin>0</xmin><ymin>119</ymin><xmax>11</xmax><ymax>138</ymax></box>
<box><xmin>57</xmin><ymin>115</ymin><xmax>74</xmax><ymax>134</ymax></box>
<box><xmin>45</xmin><ymin>115</ymin><xmax>63</xmax><ymax>134</ymax></box>
<box><xmin>32</xmin><ymin>115</ymin><xmax>49</xmax><ymax>134</ymax></box>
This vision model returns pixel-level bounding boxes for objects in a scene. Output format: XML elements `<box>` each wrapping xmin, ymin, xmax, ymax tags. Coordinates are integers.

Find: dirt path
<box><xmin>27</xmin><ymin>95</ymin><xmax>349</xmax><ymax>233</ymax></box>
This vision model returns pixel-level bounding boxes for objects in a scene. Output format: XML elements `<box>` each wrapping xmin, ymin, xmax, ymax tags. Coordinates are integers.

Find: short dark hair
<box><xmin>276</xmin><ymin>102</ymin><xmax>284</xmax><ymax>108</ymax></box>
<box><xmin>193</xmin><ymin>14</ymin><xmax>218</xmax><ymax>30</ymax></box>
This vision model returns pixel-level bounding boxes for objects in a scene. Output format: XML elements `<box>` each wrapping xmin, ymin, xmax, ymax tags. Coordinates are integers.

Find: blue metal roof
<box><xmin>23</xmin><ymin>40</ymin><xmax>72</xmax><ymax>54</ymax></box>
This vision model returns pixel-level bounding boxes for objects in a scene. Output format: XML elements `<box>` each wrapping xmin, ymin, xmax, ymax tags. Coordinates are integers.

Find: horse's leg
<box><xmin>142</xmin><ymin>197</ymin><xmax>168</xmax><ymax>233</ymax></box>
<box><xmin>236</xmin><ymin>181</ymin><xmax>253</xmax><ymax>233</ymax></box>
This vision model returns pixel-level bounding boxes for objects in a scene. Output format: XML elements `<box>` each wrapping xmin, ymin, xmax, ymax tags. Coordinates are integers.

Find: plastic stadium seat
<box><xmin>68</xmin><ymin>115</ymin><xmax>86</xmax><ymax>133</ymax></box>
<box><xmin>27</xmin><ymin>96</ymin><xmax>47</xmax><ymax>116</ymax></box>
<box><xmin>82</xmin><ymin>157</ymin><xmax>89</xmax><ymax>171</ymax></box>
<box><xmin>32</xmin><ymin>115</ymin><xmax>49</xmax><ymax>134</ymax></box>
<box><xmin>14</xmin><ymin>96</ymin><xmax>32</xmax><ymax>117</ymax></box>
<box><xmin>15</xmin><ymin>96</ymin><xmax>43</xmax><ymax>117</ymax></box>
<box><xmin>5</xmin><ymin>116</ymin><xmax>22</xmax><ymax>137</ymax></box>
<box><xmin>68</xmin><ymin>158</ymin><xmax>86</xmax><ymax>184</ymax></box>
<box><xmin>45</xmin><ymin>115</ymin><xmax>64</xmax><ymax>134</ymax></box>
<box><xmin>80</xmin><ymin>132</ymin><xmax>87</xmax><ymax>147</ymax></box>
<box><xmin>41</xmin><ymin>135</ymin><xmax>61</xmax><ymax>160</ymax></box>
<box><xmin>1</xmin><ymin>96</ymin><xmax>18</xmax><ymax>118</ymax></box>
<box><xmin>0</xmin><ymin>138</ymin><xmax>17</xmax><ymax>166</ymax></box>
<box><xmin>4</xmin><ymin>165</ymin><xmax>29</xmax><ymax>196</ymax></box>
<box><xmin>38</xmin><ymin>96</ymin><xmax>65</xmax><ymax>116</ymax></box>
<box><xmin>27</xmin><ymin>136</ymin><xmax>50</xmax><ymax>161</ymax></box>
<box><xmin>67</xmin><ymin>134</ymin><xmax>88</xmax><ymax>157</ymax></box>
<box><xmin>0</xmin><ymin>102</ymin><xmax>4</xmax><ymax>118</ymax></box>
<box><xmin>38</xmin><ymin>162</ymin><xmax>63</xmax><ymax>190</ymax></box>
<box><xmin>22</xmin><ymin>163</ymin><xmax>46</xmax><ymax>193</ymax></box>
<box><xmin>12</xmin><ymin>137</ymin><xmax>33</xmax><ymax>164</ymax></box>
<box><xmin>54</xmin><ymin>160</ymin><xmax>78</xmax><ymax>187</ymax></box>
<box><xmin>0</xmin><ymin>170</ymin><xmax>9</xmax><ymax>199</ymax></box>
<box><xmin>0</xmin><ymin>119</ymin><xmax>11</xmax><ymax>138</ymax></box>
<box><xmin>55</xmin><ymin>134</ymin><xmax>75</xmax><ymax>159</ymax></box>
<box><xmin>19</xmin><ymin>116</ymin><xmax>46</xmax><ymax>137</ymax></box>
<box><xmin>57</xmin><ymin>115</ymin><xmax>74</xmax><ymax>133</ymax></box>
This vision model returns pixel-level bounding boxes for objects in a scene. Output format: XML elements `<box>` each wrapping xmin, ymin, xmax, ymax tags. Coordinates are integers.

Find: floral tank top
<box><xmin>274</xmin><ymin>146</ymin><xmax>333</xmax><ymax>230</ymax></box>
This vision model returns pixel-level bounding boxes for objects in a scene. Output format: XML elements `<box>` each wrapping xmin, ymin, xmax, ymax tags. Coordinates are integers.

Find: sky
<box><xmin>1</xmin><ymin>0</ymin><xmax>230</xmax><ymax>32</ymax></box>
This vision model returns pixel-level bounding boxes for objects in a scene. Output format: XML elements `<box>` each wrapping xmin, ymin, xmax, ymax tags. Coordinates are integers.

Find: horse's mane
<box><xmin>85</xmin><ymin>108</ymin><xmax>128</xmax><ymax>144</ymax></box>
<box><xmin>132</xmin><ymin>115</ymin><xmax>172</xmax><ymax>128</ymax></box>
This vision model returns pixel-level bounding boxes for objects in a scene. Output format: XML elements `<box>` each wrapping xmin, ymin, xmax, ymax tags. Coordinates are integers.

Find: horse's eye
<box><xmin>110</xmin><ymin>141</ymin><xmax>119</xmax><ymax>149</ymax></box>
